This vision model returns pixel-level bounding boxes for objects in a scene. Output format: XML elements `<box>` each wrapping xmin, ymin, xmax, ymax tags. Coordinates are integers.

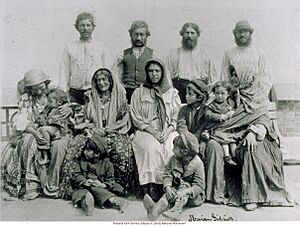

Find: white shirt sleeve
<box><xmin>59</xmin><ymin>47</ymin><xmax>71</xmax><ymax>92</ymax></box>
<box><xmin>111</xmin><ymin>51</ymin><xmax>124</xmax><ymax>83</ymax></box>
<box><xmin>220</xmin><ymin>51</ymin><xmax>230</xmax><ymax>81</ymax></box>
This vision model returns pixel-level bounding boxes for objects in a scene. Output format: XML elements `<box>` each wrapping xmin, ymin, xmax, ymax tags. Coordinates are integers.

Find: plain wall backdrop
<box><xmin>1</xmin><ymin>0</ymin><xmax>300</xmax><ymax>104</ymax></box>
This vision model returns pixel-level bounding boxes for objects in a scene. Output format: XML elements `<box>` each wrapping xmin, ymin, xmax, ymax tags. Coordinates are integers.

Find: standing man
<box><xmin>166</xmin><ymin>22</ymin><xmax>218</xmax><ymax>103</ymax></box>
<box><xmin>112</xmin><ymin>20</ymin><xmax>154</xmax><ymax>103</ymax></box>
<box><xmin>220</xmin><ymin>20</ymin><xmax>273</xmax><ymax>110</ymax></box>
<box><xmin>59</xmin><ymin>12</ymin><xmax>111</xmax><ymax>104</ymax></box>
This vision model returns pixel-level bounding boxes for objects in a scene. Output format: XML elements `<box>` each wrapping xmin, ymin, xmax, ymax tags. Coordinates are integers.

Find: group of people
<box><xmin>1</xmin><ymin>12</ymin><xmax>295</xmax><ymax>220</ymax></box>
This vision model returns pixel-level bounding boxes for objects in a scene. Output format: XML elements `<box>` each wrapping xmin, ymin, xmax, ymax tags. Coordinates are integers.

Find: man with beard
<box><xmin>220</xmin><ymin>20</ymin><xmax>273</xmax><ymax>108</ymax></box>
<box><xmin>112</xmin><ymin>20</ymin><xmax>154</xmax><ymax>103</ymax></box>
<box><xmin>166</xmin><ymin>22</ymin><xmax>218</xmax><ymax>103</ymax></box>
<box><xmin>59</xmin><ymin>12</ymin><xmax>111</xmax><ymax>104</ymax></box>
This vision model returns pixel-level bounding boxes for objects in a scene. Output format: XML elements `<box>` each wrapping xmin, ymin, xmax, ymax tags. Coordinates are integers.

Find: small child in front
<box><xmin>71</xmin><ymin>135</ymin><xmax>129</xmax><ymax>216</ymax></box>
<box><xmin>142</xmin><ymin>131</ymin><xmax>205</xmax><ymax>221</ymax></box>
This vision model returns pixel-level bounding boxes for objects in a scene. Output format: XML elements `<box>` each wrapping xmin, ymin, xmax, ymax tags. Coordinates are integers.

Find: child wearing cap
<box><xmin>71</xmin><ymin>135</ymin><xmax>129</xmax><ymax>216</ymax></box>
<box><xmin>142</xmin><ymin>131</ymin><xmax>205</xmax><ymax>221</ymax></box>
<box><xmin>204</xmin><ymin>81</ymin><xmax>237</xmax><ymax>165</ymax></box>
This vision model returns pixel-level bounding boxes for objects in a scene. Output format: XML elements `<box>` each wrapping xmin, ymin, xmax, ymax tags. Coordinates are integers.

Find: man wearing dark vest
<box><xmin>112</xmin><ymin>20</ymin><xmax>154</xmax><ymax>103</ymax></box>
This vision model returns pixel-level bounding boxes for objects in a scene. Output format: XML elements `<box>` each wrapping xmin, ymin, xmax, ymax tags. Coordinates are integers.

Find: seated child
<box><xmin>24</xmin><ymin>88</ymin><xmax>71</xmax><ymax>165</ymax></box>
<box><xmin>204</xmin><ymin>81</ymin><xmax>237</xmax><ymax>165</ymax></box>
<box><xmin>143</xmin><ymin>131</ymin><xmax>205</xmax><ymax>221</ymax></box>
<box><xmin>37</xmin><ymin>88</ymin><xmax>71</xmax><ymax>164</ymax></box>
<box><xmin>71</xmin><ymin>134</ymin><xmax>129</xmax><ymax>216</ymax></box>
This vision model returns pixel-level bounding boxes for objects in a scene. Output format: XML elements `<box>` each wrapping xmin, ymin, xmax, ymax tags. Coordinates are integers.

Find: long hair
<box><xmin>180</xmin><ymin>22</ymin><xmax>201</xmax><ymax>36</ymax></box>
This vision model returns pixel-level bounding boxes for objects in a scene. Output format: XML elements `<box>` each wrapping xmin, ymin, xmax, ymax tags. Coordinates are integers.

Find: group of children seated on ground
<box><xmin>72</xmin><ymin>129</ymin><xmax>203</xmax><ymax>221</ymax></box>
<box><xmin>28</xmin><ymin>79</ymin><xmax>238</xmax><ymax>220</ymax></box>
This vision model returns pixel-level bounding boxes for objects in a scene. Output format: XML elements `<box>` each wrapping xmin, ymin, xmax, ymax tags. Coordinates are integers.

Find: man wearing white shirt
<box><xmin>59</xmin><ymin>12</ymin><xmax>111</xmax><ymax>104</ymax></box>
<box><xmin>112</xmin><ymin>20</ymin><xmax>154</xmax><ymax>103</ymax></box>
<box><xmin>220</xmin><ymin>20</ymin><xmax>274</xmax><ymax>110</ymax></box>
<box><xmin>166</xmin><ymin>22</ymin><xmax>218</xmax><ymax>103</ymax></box>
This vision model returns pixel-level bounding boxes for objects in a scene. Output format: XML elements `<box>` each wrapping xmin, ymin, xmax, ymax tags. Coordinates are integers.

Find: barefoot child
<box><xmin>71</xmin><ymin>135</ymin><xmax>129</xmax><ymax>216</ymax></box>
<box><xmin>143</xmin><ymin>131</ymin><xmax>205</xmax><ymax>221</ymax></box>
<box><xmin>37</xmin><ymin>88</ymin><xmax>71</xmax><ymax>164</ymax></box>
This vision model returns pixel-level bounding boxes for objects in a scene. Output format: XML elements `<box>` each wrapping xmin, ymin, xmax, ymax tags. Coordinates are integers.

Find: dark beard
<box><xmin>182</xmin><ymin>38</ymin><xmax>197</xmax><ymax>50</ymax></box>
<box><xmin>131</xmin><ymin>38</ymin><xmax>146</xmax><ymax>47</ymax></box>
<box><xmin>235</xmin><ymin>37</ymin><xmax>251</xmax><ymax>47</ymax></box>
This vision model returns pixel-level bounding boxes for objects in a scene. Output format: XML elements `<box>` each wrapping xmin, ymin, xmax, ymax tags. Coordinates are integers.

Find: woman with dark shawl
<box><xmin>204</xmin><ymin>65</ymin><xmax>294</xmax><ymax>210</ymax></box>
<box><xmin>130</xmin><ymin>58</ymin><xmax>181</xmax><ymax>201</ymax></box>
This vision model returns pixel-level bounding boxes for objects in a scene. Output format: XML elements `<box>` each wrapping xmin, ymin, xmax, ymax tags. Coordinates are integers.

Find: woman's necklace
<box><xmin>100</xmin><ymin>94</ymin><xmax>111</xmax><ymax>105</ymax></box>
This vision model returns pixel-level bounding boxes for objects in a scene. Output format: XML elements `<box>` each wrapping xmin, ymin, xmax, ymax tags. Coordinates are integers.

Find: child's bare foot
<box><xmin>109</xmin><ymin>196</ymin><xmax>129</xmax><ymax>213</ymax></box>
<box><xmin>38</xmin><ymin>157</ymin><xmax>50</xmax><ymax>166</ymax></box>
<box><xmin>224</xmin><ymin>156</ymin><xmax>237</xmax><ymax>166</ymax></box>
<box><xmin>81</xmin><ymin>192</ymin><xmax>95</xmax><ymax>216</ymax></box>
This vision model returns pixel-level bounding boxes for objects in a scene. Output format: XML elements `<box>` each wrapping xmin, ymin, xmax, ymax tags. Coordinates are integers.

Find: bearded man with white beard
<box><xmin>166</xmin><ymin>22</ymin><xmax>218</xmax><ymax>103</ymax></box>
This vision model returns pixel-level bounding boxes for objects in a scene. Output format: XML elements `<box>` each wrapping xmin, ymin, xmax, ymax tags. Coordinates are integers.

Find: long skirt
<box><xmin>132</xmin><ymin>131</ymin><xmax>177</xmax><ymax>186</ymax></box>
<box><xmin>203</xmin><ymin>138</ymin><xmax>294</xmax><ymax>206</ymax></box>
<box><xmin>107</xmin><ymin>133</ymin><xmax>136</xmax><ymax>195</ymax></box>
<box><xmin>1</xmin><ymin>133</ymin><xmax>68</xmax><ymax>200</ymax></box>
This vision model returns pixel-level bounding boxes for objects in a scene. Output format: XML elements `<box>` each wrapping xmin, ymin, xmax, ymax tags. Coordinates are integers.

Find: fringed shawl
<box><xmin>85</xmin><ymin>68</ymin><xmax>130</xmax><ymax>134</ymax></box>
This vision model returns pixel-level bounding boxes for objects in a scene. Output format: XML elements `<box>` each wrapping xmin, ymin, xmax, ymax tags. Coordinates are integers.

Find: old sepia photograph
<box><xmin>0</xmin><ymin>0</ymin><xmax>299</xmax><ymax>222</ymax></box>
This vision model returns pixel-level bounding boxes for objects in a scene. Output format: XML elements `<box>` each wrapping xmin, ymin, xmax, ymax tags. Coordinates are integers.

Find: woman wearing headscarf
<box><xmin>83</xmin><ymin>68</ymin><xmax>135</xmax><ymax>195</ymax></box>
<box><xmin>130</xmin><ymin>58</ymin><xmax>181</xmax><ymax>201</ymax></box>
<box><xmin>1</xmin><ymin>69</ymin><xmax>70</xmax><ymax>200</ymax></box>
<box><xmin>203</xmin><ymin>65</ymin><xmax>294</xmax><ymax>210</ymax></box>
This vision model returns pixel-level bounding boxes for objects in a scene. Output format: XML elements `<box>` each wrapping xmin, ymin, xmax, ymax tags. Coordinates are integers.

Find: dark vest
<box><xmin>122</xmin><ymin>47</ymin><xmax>153</xmax><ymax>89</ymax></box>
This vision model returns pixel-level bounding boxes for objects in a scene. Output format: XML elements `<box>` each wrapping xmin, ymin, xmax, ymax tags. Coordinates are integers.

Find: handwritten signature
<box><xmin>188</xmin><ymin>213</ymin><xmax>236</xmax><ymax>221</ymax></box>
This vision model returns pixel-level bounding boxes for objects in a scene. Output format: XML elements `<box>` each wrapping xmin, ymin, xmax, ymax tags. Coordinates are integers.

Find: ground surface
<box><xmin>1</xmin><ymin>137</ymin><xmax>300</xmax><ymax>221</ymax></box>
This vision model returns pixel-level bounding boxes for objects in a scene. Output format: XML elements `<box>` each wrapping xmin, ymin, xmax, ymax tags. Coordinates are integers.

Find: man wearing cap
<box><xmin>166</xmin><ymin>22</ymin><xmax>218</xmax><ymax>103</ymax></box>
<box><xmin>220</xmin><ymin>20</ymin><xmax>273</xmax><ymax>109</ymax></box>
<box><xmin>111</xmin><ymin>20</ymin><xmax>154</xmax><ymax>103</ymax></box>
<box><xmin>59</xmin><ymin>12</ymin><xmax>111</xmax><ymax>104</ymax></box>
<box><xmin>177</xmin><ymin>79</ymin><xmax>209</xmax><ymax>137</ymax></box>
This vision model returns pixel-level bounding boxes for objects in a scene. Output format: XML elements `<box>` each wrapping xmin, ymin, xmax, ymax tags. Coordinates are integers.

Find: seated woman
<box><xmin>130</xmin><ymin>58</ymin><xmax>181</xmax><ymax>201</ymax></box>
<box><xmin>1</xmin><ymin>69</ymin><xmax>70</xmax><ymax>200</ymax></box>
<box><xmin>84</xmin><ymin>68</ymin><xmax>136</xmax><ymax>195</ymax></box>
<box><xmin>204</xmin><ymin>65</ymin><xmax>294</xmax><ymax>210</ymax></box>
